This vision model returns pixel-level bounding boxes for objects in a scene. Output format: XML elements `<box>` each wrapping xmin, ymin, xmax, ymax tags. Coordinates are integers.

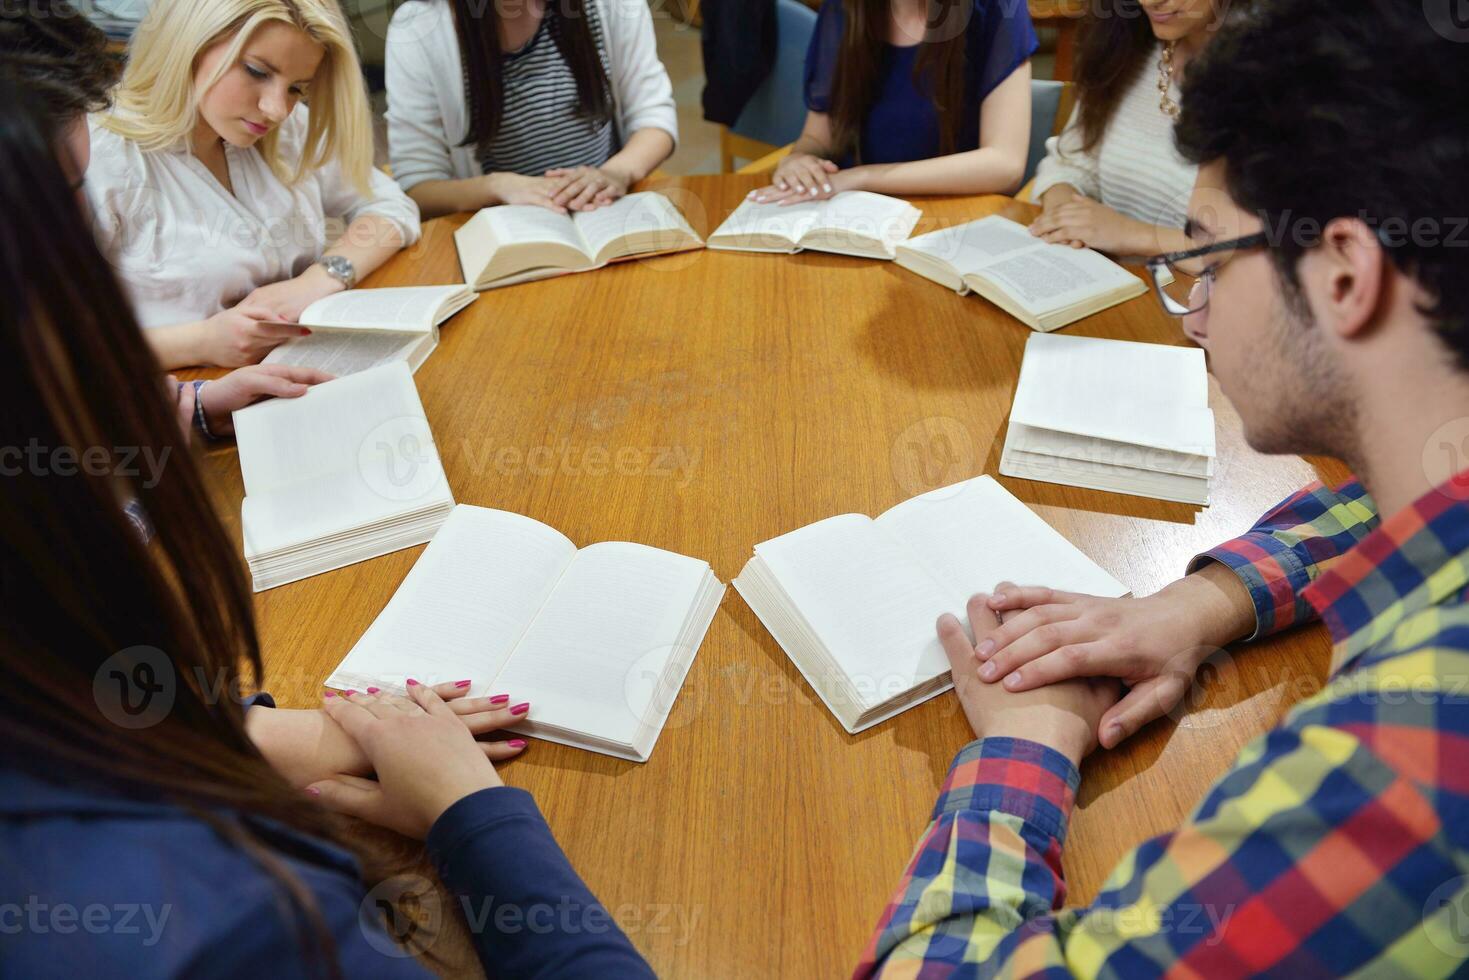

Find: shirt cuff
<box><xmin>1187</xmin><ymin>534</ymin><xmax>1312</xmax><ymax>640</ymax></box>
<box><xmin>191</xmin><ymin>380</ymin><xmax>217</xmax><ymax>441</ymax></box>
<box><xmin>934</xmin><ymin>737</ymin><xmax>1079</xmax><ymax>845</ymax></box>
<box><xmin>242</xmin><ymin>692</ymin><xmax>276</xmax><ymax>713</ymax></box>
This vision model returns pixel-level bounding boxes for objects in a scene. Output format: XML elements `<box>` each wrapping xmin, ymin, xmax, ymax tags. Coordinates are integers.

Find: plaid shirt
<box><xmin>856</xmin><ymin>474</ymin><xmax>1469</xmax><ymax>977</ymax></box>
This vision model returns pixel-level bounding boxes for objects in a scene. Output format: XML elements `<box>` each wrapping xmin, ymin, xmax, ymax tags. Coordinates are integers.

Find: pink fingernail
<box><xmin>305</xmin><ymin>786</ymin><xmax>321</xmax><ymax>797</ymax></box>
<box><xmin>1003</xmin><ymin>672</ymin><xmax>1022</xmax><ymax>690</ymax></box>
<box><xmin>455</xmin><ymin>679</ymin><xmax>472</xmax><ymax>688</ymax></box>
<box><xmin>510</xmin><ymin>702</ymin><xmax>530</xmax><ymax>716</ymax></box>
<box><xmin>323</xmin><ymin>691</ymin><xmax>336</xmax><ymax>698</ymax></box>
<box><xmin>989</xmin><ymin>594</ymin><xmax>1007</xmax><ymax>606</ymax></box>
<box><xmin>976</xmin><ymin>639</ymin><xmax>996</xmax><ymax>659</ymax></box>
<box><xmin>489</xmin><ymin>694</ymin><xmax>510</xmax><ymax>705</ymax></box>
<box><xmin>406</xmin><ymin>678</ymin><xmax>419</xmax><ymax>687</ymax></box>
<box><xmin>507</xmin><ymin>739</ymin><xmax>527</xmax><ymax>749</ymax></box>
<box><xmin>344</xmin><ymin>689</ymin><xmax>358</xmax><ymax>696</ymax></box>
<box><xmin>980</xmin><ymin>662</ymin><xmax>997</xmax><ymax>681</ymax></box>
<box><xmin>366</xmin><ymin>687</ymin><xmax>380</xmax><ymax>694</ymax></box>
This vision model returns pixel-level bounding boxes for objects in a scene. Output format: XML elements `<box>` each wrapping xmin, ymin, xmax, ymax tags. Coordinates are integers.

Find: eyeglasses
<box><xmin>1145</xmin><ymin>231</ymin><xmax>1270</xmax><ymax>317</ymax></box>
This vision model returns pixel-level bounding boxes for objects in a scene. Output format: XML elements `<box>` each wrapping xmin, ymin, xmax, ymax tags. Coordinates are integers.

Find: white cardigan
<box><xmin>385</xmin><ymin>0</ymin><xmax>678</xmax><ymax>191</ymax></box>
<box><xmin>1031</xmin><ymin>43</ymin><xmax>1197</xmax><ymax>231</ymax></box>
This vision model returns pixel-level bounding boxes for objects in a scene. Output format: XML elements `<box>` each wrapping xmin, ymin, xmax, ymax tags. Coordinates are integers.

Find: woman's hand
<box><xmin>166</xmin><ymin>375</ymin><xmax>196</xmax><ymax>443</ymax></box>
<box><xmin>940</xmin><ymin>595</ymin><xmax>1118</xmax><ymax>766</ymax></box>
<box><xmin>545</xmin><ymin>165</ymin><xmax>632</xmax><ymax>212</ymax></box>
<box><xmin>241</xmin><ymin>265</ymin><xmax>346</xmax><ymax>324</ymax></box>
<box><xmin>973</xmin><ymin>567</ymin><xmax>1257</xmax><ymax>748</ymax></box>
<box><xmin>197</xmin><ymin>364</ymin><xmax>334</xmax><ymax>437</ymax></box>
<box><xmin>1029</xmin><ymin>195</ymin><xmax>1155</xmax><ymax>254</ymax></box>
<box><xmin>751</xmin><ymin>153</ymin><xmax>843</xmax><ymax>205</ymax></box>
<box><xmin>305</xmin><ymin>681</ymin><xmax>531</xmax><ymax>838</ymax></box>
<box><xmin>196</xmin><ymin>303</ymin><xmax>310</xmax><ymax>367</ymax></box>
<box><xmin>486</xmin><ymin>172</ymin><xmax>571</xmax><ymax>214</ymax></box>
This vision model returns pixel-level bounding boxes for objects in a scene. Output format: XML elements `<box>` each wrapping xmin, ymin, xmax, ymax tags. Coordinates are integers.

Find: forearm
<box><xmin>325</xmin><ymin>214</ymin><xmax>406</xmax><ymax>283</ymax></box>
<box><xmin>849</xmin><ymin>147</ymin><xmax>1027</xmax><ymax>198</ymax></box>
<box><xmin>245</xmin><ymin>706</ymin><xmax>367</xmax><ymax>787</ymax></box>
<box><xmin>602</xmin><ymin>128</ymin><xmax>674</xmax><ymax>185</ymax></box>
<box><xmin>407</xmin><ymin>175</ymin><xmax>498</xmax><ymax>220</ymax></box>
<box><xmin>1155</xmin><ymin>561</ymin><xmax>1258</xmax><ymax>650</ymax></box>
<box><xmin>147</xmin><ymin>321</ymin><xmax>211</xmax><ymax>371</ymax></box>
<box><xmin>1039</xmin><ymin>183</ymin><xmax>1080</xmax><ymax>211</ymax></box>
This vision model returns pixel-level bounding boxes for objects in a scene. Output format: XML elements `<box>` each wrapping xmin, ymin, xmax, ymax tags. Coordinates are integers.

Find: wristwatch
<box><xmin>317</xmin><ymin>254</ymin><xmax>357</xmax><ymax>290</ymax></box>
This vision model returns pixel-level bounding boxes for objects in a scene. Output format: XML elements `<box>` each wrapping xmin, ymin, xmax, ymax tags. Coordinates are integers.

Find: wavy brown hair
<box><xmin>829</xmin><ymin>0</ymin><xmax>971</xmax><ymax>160</ymax></box>
<box><xmin>0</xmin><ymin>76</ymin><xmax>378</xmax><ymax>978</ymax></box>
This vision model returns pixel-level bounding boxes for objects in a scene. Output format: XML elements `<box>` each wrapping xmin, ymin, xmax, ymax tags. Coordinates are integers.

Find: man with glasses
<box><xmin>857</xmin><ymin>0</ymin><xmax>1469</xmax><ymax>974</ymax></box>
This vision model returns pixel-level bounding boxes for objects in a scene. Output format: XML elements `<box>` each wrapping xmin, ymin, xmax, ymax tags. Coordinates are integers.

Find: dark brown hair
<box><xmin>0</xmin><ymin>78</ymin><xmax>373</xmax><ymax>977</ymax></box>
<box><xmin>1072</xmin><ymin>0</ymin><xmax>1159</xmax><ymax>152</ymax></box>
<box><xmin>829</xmin><ymin>0</ymin><xmax>970</xmax><ymax>160</ymax></box>
<box><xmin>0</xmin><ymin>0</ymin><xmax>120</xmax><ymax>130</ymax></box>
<box><xmin>436</xmin><ymin>0</ymin><xmax>612</xmax><ymax>157</ymax></box>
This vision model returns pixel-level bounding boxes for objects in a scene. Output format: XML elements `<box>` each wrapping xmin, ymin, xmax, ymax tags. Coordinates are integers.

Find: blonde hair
<box><xmin>103</xmin><ymin>0</ymin><xmax>372</xmax><ymax>193</ymax></box>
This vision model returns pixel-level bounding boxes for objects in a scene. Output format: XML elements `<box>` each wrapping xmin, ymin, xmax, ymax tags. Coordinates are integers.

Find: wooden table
<box><xmin>197</xmin><ymin>175</ymin><xmax>1346</xmax><ymax>977</ymax></box>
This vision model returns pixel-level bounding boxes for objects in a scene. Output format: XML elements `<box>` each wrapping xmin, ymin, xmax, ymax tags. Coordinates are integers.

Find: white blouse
<box><xmin>1031</xmin><ymin>43</ymin><xmax>1198</xmax><ymax>231</ymax></box>
<box><xmin>85</xmin><ymin>107</ymin><xmax>422</xmax><ymax>329</ymax></box>
<box><xmin>384</xmin><ymin>0</ymin><xmax>678</xmax><ymax>191</ymax></box>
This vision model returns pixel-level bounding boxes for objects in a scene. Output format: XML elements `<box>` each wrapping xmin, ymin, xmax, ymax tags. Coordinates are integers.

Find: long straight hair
<box><xmin>0</xmin><ymin>82</ymin><xmax>374</xmax><ymax>976</ymax></box>
<box><xmin>829</xmin><ymin>0</ymin><xmax>970</xmax><ymax>160</ymax></box>
<box><xmin>439</xmin><ymin>0</ymin><xmax>612</xmax><ymax>156</ymax></box>
<box><xmin>104</xmin><ymin>0</ymin><xmax>374</xmax><ymax>193</ymax></box>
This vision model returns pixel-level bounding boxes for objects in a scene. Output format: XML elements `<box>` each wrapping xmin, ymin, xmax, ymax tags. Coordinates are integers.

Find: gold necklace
<box><xmin>1158</xmin><ymin>40</ymin><xmax>1181</xmax><ymax>120</ymax></box>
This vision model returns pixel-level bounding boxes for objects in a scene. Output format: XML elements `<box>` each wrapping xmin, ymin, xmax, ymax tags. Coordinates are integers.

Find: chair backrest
<box><xmin>1024</xmin><ymin>79</ymin><xmax>1069</xmax><ymax>186</ymax></box>
<box><xmin>731</xmin><ymin>0</ymin><xmax>820</xmax><ymax>148</ymax></box>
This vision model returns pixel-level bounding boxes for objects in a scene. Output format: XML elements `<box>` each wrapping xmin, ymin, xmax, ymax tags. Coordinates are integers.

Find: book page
<box><xmin>574</xmin><ymin>192</ymin><xmax>691</xmax><ymax>262</ymax></box>
<box><xmin>298</xmin><ymin>286</ymin><xmax>464</xmax><ymax>332</ymax></box>
<box><xmin>1010</xmin><ymin>333</ymin><xmax>1215</xmax><ymax>455</ymax></box>
<box><xmin>800</xmin><ymin>191</ymin><xmax>921</xmax><ymax>256</ymax></box>
<box><xmin>876</xmin><ymin>475</ymin><xmax>1128</xmax><ymax>602</ymax></box>
<box><xmin>263</xmin><ymin>330</ymin><xmax>426</xmax><ymax>376</ymax></box>
<box><xmin>901</xmin><ymin>215</ymin><xmax>1040</xmax><ymax>274</ymax></box>
<box><xmin>755</xmin><ymin>514</ymin><xmax>960</xmax><ymax>704</ymax></box>
<box><xmin>971</xmin><ymin>245</ymin><xmax>1136</xmax><ymax>316</ymax></box>
<box><xmin>709</xmin><ymin>196</ymin><xmax>824</xmax><ymax>248</ymax></box>
<box><xmin>485</xmin><ymin>205</ymin><xmax>590</xmax><ymax>258</ymax></box>
<box><xmin>492</xmin><ymin>542</ymin><xmax>710</xmax><ymax>746</ymax></box>
<box><xmin>327</xmin><ymin>505</ymin><xmax>578</xmax><ymax>692</ymax></box>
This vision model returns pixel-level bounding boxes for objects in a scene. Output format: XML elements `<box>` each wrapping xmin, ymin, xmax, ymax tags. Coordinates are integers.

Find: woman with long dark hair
<box><xmin>0</xmin><ymin>67</ymin><xmax>652</xmax><ymax>978</ymax></box>
<box><xmin>750</xmin><ymin>0</ymin><xmax>1036</xmax><ymax>206</ymax></box>
<box><xmin>1028</xmin><ymin>0</ymin><xmax>1233</xmax><ymax>254</ymax></box>
<box><xmin>386</xmin><ymin>0</ymin><xmax>677</xmax><ymax>218</ymax></box>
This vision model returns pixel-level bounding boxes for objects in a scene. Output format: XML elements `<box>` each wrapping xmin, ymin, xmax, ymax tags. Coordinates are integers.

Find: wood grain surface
<box><xmin>192</xmin><ymin>175</ymin><xmax>1348</xmax><ymax>978</ymax></box>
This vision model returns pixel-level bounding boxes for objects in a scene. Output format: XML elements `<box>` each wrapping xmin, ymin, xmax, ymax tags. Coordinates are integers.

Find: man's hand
<box><xmin>974</xmin><ymin>565</ymin><xmax>1257</xmax><ymax>748</ymax></box>
<box><xmin>940</xmin><ymin>594</ymin><xmax>1119</xmax><ymax>766</ymax></box>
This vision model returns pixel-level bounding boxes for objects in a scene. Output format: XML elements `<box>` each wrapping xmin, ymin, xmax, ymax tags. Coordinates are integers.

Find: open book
<box><xmin>263</xmin><ymin>285</ymin><xmax>475</xmax><ymax>376</ymax></box>
<box><xmin>1000</xmin><ymin>333</ymin><xmax>1216</xmax><ymax>505</ymax></box>
<box><xmin>733</xmin><ymin>475</ymin><xmax>1127</xmax><ymax>734</ymax></box>
<box><xmin>707</xmin><ymin>191</ymin><xmax>922</xmax><ymax>260</ymax></box>
<box><xmin>326</xmin><ymin>504</ymin><xmax>725</xmax><ymax>762</ymax></box>
<box><xmin>455</xmin><ymin>191</ymin><xmax>704</xmax><ymax>291</ymax></box>
<box><xmin>233</xmin><ymin>361</ymin><xmax>456</xmax><ymax>591</ymax></box>
<box><xmin>895</xmin><ymin>216</ymin><xmax>1149</xmax><ymax>332</ymax></box>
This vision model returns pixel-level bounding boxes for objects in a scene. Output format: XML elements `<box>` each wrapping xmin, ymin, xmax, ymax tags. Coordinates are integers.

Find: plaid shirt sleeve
<box><xmin>855</xmin><ymin>721</ymin><xmax>1458</xmax><ymax>978</ymax></box>
<box><xmin>1187</xmin><ymin>480</ymin><xmax>1378</xmax><ymax>639</ymax></box>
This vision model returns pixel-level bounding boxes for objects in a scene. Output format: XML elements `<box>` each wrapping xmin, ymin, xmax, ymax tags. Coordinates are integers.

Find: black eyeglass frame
<box><xmin>1144</xmin><ymin>231</ymin><xmax>1271</xmax><ymax>316</ymax></box>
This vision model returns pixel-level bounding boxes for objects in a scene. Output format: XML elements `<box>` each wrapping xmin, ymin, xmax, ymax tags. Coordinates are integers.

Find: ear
<box><xmin>1310</xmin><ymin>217</ymin><xmax>1387</xmax><ymax>341</ymax></box>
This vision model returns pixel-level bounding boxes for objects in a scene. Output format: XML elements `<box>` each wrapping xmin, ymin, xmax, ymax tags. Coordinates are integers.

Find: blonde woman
<box><xmin>88</xmin><ymin>0</ymin><xmax>422</xmax><ymax>369</ymax></box>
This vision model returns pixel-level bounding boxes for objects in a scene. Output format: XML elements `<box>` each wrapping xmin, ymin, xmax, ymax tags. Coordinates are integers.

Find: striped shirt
<box><xmin>471</xmin><ymin>4</ymin><xmax>614</xmax><ymax>177</ymax></box>
<box><xmin>856</xmin><ymin>473</ymin><xmax>1469</xmax><ymax>977</ymax></box>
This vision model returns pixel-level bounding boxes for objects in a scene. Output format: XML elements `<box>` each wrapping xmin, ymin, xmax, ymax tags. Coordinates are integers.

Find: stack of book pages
<box><xmin>233</xmin><ymin>361</ymin><xmax>456</xmax><ymax>591</ymax></box>
<box><xmin>1000</xmin><ymin>333</ymin><xmax>1216</xmax><ymax>505</ymax></box>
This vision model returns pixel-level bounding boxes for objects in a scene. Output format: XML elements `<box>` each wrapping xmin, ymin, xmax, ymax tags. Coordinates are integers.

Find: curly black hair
<box><xmin>0</xmin><ymin>0</ymin><xmax>119</xmax><ymax>136</ymax></box>
<box><xmin>1174</xmin><ymin>0</ymin><xmax>1469</xmax><ymax>362</ymax></box>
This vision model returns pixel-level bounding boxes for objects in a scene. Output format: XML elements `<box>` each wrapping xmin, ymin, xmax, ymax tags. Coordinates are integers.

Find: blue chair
<box><xmin>721</xmin><ymin>0</ymin><xmax>819</xmax><ymax>172</ymax></box>
<box><xmin>1024</xmin><ymin>79</ymin><xmax>1073</xmax><ymax>186</ymax></box>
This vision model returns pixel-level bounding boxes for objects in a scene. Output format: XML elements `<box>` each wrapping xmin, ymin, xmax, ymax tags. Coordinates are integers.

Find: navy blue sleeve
<box><xmin>804</xmin><ymin>0</ymin><xmax>844</xmax><ymax>112</ymax></box>
<box><xmin>425</xmin><ymin>787</ymin><xmax>655</xmax><ymax>979</ymax></box>
<box><xmin>971</xmin><ymin>0</ymin><xmax>1038</xmax><ymax>102</ymax></box>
